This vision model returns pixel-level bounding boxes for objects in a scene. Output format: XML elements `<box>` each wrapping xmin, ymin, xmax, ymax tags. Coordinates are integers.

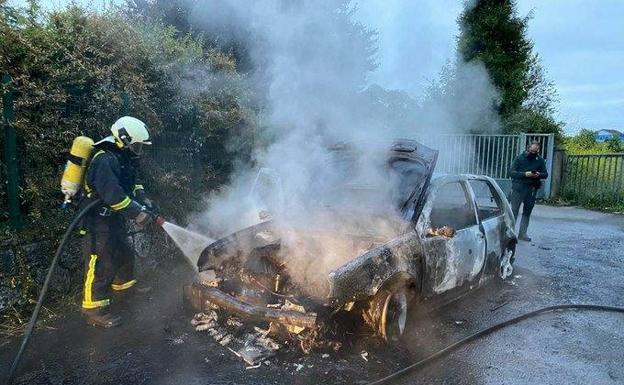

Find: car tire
<box><xmin>379</xmin><ymin>286</ymin><xmax>410</xmax><ymax>342</ymax></box>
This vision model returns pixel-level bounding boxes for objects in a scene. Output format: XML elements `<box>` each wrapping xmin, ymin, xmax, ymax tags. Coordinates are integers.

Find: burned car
<box><xmin>185</xmin><ymin>140</ymin><xmax>517</xmax><ymax>345</ymax></box>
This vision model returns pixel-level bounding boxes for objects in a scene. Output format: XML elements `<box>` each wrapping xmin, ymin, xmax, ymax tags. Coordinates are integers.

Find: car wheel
<box><xmin>500</xmin><ymin>248</ymin><xmax>514</xmax><ymax>280</ymax></box>
<box><xmin>379</xmin><ymin>287</ymin><xmax>409</xmax><ymax>342</ymax></box>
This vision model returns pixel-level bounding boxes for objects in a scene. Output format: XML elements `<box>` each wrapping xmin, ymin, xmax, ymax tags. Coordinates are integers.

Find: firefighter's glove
<box><xmin>143</xmin><ymin>198</ymin><xmax>160</xmax><ymax>215</ymax></box>
<box><xmin>135</xmin><ymin>207</ymin><xmax>154</xmax><ymax>227</ymax></box>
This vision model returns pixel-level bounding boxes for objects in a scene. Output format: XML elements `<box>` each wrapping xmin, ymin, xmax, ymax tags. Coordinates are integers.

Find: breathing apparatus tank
<box><xmin>60</xmin><ymin>136</ymin><xmax>94</xmax><ymax>206</ymax></box>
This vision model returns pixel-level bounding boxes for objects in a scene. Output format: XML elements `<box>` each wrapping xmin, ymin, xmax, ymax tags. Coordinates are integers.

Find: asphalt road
<box><xmin>1</xmin><ymin>204</ymin><xmax>623</xmax><ymax>385</ymax></box>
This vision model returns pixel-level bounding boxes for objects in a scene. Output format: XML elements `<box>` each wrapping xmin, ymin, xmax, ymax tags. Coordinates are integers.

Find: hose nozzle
<box><xmin>155</xmin><ymin>215</ymin><xmax>165</xmax><ymax>227</ymax></box>
<box><xmin>142</xmin><ymin>207</ymin><xmax>165</xmax><ymax>227</ymax></box>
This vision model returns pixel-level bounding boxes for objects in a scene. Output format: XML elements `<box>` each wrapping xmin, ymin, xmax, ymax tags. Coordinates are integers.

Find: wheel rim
<box><xmin>380</xmin><ymin>289</ymin><xmax>408</xmax><ymax>341</ymax></box>
<box><xmin>500</xmin><ymin>249</ymin><xmax>514</xmax><ymax>279</ymax></box>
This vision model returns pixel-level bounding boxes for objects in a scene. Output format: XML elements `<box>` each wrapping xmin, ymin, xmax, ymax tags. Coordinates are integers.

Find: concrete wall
<box><xmin>550</xmin><ymin>150</ymin><xmax>567</xmax><ymax>197</ymax></box>
<box><xmin>0</xmin><ymin>227</ymin><xmax>174</xmax><ymax>316</ymax></box>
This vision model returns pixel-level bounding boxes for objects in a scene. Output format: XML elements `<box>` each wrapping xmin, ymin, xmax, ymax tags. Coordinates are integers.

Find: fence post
<box><xmin>2</xmin><ymin>73</ymin><xmax>23</xmax><ymax>229</ymax></box>
<box><xmin>550</xmin><ymin>149</ymin><xmax>566</xmax><ymax>197</ymax></box>
<box><xmin>517</xmin><ymin>132</ymin><xmax>527</xmax><ymax>154</ymax></box>
<box><xmin>543</xmin><ymin>133</ymin><xmax>555</xmax><ymax>198</ymax></box>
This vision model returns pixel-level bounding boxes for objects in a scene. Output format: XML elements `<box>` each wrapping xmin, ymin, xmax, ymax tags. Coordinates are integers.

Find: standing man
<box><xmin>80</xmin><ymin>116</ymin><xmax>157</xmax><ymax>327</ymax></box>
<box><xmin>509</xmin><ymin>141</ymin><xmax>548</xmax><ymax>242</ymax></box>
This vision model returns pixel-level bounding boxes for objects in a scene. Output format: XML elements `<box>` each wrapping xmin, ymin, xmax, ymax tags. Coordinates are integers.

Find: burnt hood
<box><xmin>386</xmin><ymin>139</ymin><xmax>438</xmax><ymax>215</ymax></box>
<box><xmin>324</xmin><ymin>139</ymin><xmax>438</xmax><ymax>219</ymax></box>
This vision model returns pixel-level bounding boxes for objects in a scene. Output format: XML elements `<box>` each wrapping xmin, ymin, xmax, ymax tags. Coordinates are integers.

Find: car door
<box><xmin>467</xmin><ymin>178</ymin><xmax>508</xmax><ymax>277</ymax></box>
<box><xmin>418</xmin><ymin>179</ymin><xmax>486</xmax><ymax>296</ymax></box>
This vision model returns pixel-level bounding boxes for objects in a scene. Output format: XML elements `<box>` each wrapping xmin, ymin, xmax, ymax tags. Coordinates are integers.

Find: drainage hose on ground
<box><xmin>366</xmin><ymin>304</ymin><xmax>624</xmax><ymax>385</ymax></box>
<box><xmin>6</xmin><ymin>199</ymin><xmax>102</xmax><ymax>384</ymax></box>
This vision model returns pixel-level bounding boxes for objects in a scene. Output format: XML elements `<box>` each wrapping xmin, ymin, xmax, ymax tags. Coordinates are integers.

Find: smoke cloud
<box><xmin>182</xmin><ymin>0</ymin><xmax>501</xmax><ymax>291</ymax></box>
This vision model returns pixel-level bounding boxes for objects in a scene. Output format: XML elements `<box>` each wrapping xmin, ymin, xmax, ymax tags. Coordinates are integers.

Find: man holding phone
<box><xmin>509</xmin><ymin>141</ymin><xmax>548</xmax><ymax>241</ymax></box>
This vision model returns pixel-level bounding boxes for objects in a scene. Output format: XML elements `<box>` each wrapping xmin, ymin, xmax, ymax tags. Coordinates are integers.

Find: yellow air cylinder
<box><xmin>61</xmin><ymin>136</ymin><xmax>94</xmax><ymax>203</ymax></box>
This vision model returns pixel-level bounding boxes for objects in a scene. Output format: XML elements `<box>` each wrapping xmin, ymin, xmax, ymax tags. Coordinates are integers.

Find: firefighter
<box><xmin>509</xmin><ymin>141</ymin><xmax>548</xmax><ymax>242</ymax></box>
<box><xmin>80</xmin><ymin>116</ymin><xmax>156</xmax><ymax>327</ymax></box>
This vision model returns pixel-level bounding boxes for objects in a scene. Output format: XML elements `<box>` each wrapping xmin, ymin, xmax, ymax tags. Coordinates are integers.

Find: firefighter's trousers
<box><xmin>81</xmin><ymin>211</ymin><xmax>136</xmax><ymax>310</ymax></box>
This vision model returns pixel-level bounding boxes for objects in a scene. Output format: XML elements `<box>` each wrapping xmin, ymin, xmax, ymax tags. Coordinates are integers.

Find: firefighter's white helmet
<box><xmin>111</xmin><ymin>116</ymin><xmax>151</xmax><ymax>155</ymax></box>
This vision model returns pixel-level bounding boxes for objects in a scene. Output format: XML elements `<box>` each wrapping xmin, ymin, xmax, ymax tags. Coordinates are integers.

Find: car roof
<box><xmin>431</xmin><ymin>173</ymin><xmax>496</xmax><ymax>183</ymax></box>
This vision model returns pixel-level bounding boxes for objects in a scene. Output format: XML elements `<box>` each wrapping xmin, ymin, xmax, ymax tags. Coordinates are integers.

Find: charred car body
<box><xmin>185</xmin><ymin>139</ymin><xmax>517</xmax><ymax>342</ymax></box>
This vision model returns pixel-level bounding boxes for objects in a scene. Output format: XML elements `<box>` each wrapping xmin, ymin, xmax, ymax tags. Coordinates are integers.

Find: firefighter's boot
<box><xmin>82</xmin><ymin>308</ymin><xmax>122</xmax><ymax>328</ymax></box>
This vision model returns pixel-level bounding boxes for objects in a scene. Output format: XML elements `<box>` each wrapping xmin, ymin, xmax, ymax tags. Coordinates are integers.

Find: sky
<box><xmin>8</xmin><ymin>0</ymin><xmax>624</xmax><ymax>134</ymax></box>
<box><xmin>356</xmin><ymin>0</ymin><xmax>624</xmax><ymax>134</ymax></box>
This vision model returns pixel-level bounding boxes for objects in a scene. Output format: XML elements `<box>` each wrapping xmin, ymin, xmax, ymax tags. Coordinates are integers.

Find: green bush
<box><xmin>563</xmin><ymin>129</ymin><xmax>623</xmax><ymax>155</ymax></box>
<box><xmin>0</xmin><ymin>3</ymin><xmax>256</xmax><ymax>323</ymax></box>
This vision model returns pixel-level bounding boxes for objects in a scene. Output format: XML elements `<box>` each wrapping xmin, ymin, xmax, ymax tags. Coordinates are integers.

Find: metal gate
<box><xmin>418</xmin><ymin>133</ymin><xmax>555</xmax><ymax>198</ymax></box>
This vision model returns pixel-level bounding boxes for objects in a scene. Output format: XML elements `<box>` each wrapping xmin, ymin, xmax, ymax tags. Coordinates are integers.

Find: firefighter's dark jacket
<box><xmin>509</xmin><ymin>152</ymin><xmax>548</xmax><ymax>189</ymax></box>
<box><xmin>84</xmin><ymin>141</ymin><xmax>145</xmax><ymax>218</ymax></box>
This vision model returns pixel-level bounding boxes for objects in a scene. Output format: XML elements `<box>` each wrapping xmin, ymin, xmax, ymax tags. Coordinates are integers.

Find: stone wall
<box><xmin>0</xmin><ymin>225</ymin><xmax>177</xmax><ymax>317</ymax></box>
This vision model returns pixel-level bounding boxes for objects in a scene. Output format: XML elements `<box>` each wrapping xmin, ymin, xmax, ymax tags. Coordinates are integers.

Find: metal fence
<box><xmin>418</xmin><ymin>133</ymin><xmax>555</xmax><ymax>197</ymax></box>
<box><xmin>562</xmin><ymin>154</ymin><xmax>624</xmax><ymax>205</ymax></box>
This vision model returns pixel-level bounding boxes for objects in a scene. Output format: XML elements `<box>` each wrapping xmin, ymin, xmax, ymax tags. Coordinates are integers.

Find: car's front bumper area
<box><xmin>183</xmin><ymin>283</ymin><xmax>318</xmax><ymax>329</ymax></box>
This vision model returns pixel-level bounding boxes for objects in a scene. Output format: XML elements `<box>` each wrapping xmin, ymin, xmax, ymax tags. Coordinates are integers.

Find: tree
<box><xmin>127</xmin><ymin>0</ymin><xmax>377</xmax><ymax>80</ymax></box>
<box><xmin>126</xmin><ymin>0</ymin><xmax>378</xmax><ymax>142</ymax></box>
<box><xmin>569</xmin><ymin>129</ymin><xmax>597</xmax><ymax>148</ymax></box>
<box><xmin>458</xmin><ymin>0</ymin><xmax>562</xmax><ymax>137</ymax></box>
<box><xmin>562</xmin><ymin>129</ymin><xmax>615</xmax><ymax>155</ymax></box>
<box><xmin>605</xmin><ymin>136</ymin><xmax>623</xmax><ymax>153</ymax></box>
<box><xmin>126</xmin><ymin>0</ymin><xmax>255</xmax><ymax>72</ymax></box>
<box><xmin>459</xmin><ymin>0</ymin><xmax>532</xmax><ymax>116</ymax></box>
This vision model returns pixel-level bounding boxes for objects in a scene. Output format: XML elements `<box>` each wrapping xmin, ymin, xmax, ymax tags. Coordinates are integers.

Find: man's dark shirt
<box><xmin>509</xmin><ymin>152</ymin><xmax>548</xmax><ymax>189</ymax></box>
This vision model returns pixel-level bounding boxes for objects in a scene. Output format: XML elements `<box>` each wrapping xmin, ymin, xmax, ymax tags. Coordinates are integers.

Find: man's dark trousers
<box><xmin>510</xmin><ymin>185</ymin><xmax>537</xmax><ymax>237</ymax></box>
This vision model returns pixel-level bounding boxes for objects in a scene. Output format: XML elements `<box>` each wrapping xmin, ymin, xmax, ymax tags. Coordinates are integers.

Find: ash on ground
<box><xmin>191</xmin><ymin>308</ymin><xmax>342</xmax><ymax>366</ymax></box>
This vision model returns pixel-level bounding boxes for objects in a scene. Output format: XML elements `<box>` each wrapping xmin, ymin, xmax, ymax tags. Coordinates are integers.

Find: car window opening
<box><xmin>429</xmin><ymin>182</ymin><xmax>477</xmax><ymax>230</ymax></box>
<box><xmin>469</xmin><ymin>180</ymin><xmax>504</xmax><ymax>221</ymax></box>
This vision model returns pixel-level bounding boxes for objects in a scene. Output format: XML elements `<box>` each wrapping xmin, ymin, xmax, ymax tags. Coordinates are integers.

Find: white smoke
<box><xmin>463</xmin><ymin>0</ymin><xmax>480</xmax><ymax>11</ymax></box>
<box><xmin>183</xmin><ymin>0</ymin><xmax>501</xmax><ymax>289</ymax></box>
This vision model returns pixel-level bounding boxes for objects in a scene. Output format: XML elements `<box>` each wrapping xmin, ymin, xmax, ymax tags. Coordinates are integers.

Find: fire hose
<box><xmin>366</xmin><ymin>304</ymin><xmax>624</xmax><ymax>385</ymax></box>
<box><xmin>5</xmin><ymin>199</ymin><xmax>164</xmax><ymax>384</ymax></box>
<box><xmin>5</xmin><ymin>199</ymin><xmax>103</xmax><ymax>383</ymax></box>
